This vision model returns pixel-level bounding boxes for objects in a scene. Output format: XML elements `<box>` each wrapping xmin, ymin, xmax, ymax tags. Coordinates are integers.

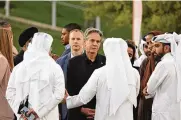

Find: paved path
<box><xmin>0</xmin><ymin>13</ymin><xmax>62</xmax><ymax>32</ymax></box>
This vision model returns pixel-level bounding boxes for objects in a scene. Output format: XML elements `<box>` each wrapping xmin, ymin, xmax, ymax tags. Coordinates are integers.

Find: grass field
<box><xmin>0</xmin><ymin>1</ymin><xmax>132</xmax><ymax>55</ymax></box>
<box><xmin>5</xmin><ymin>19</ymin><xmax>64</xmax><ymax>55</ymax></box>
<box><xmin>0</xmin><ymin>1</ymin><xmax>84</xmax><ymax>28</ymax></box>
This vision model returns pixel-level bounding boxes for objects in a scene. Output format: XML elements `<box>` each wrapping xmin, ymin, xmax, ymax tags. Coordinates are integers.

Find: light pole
<box><xmin>52</xmin><ymin>0</ymin><xmax>56</xmax><ymax>28</ymax></box>
<box><xmin>95</xmin><ymin>16</ymin><xmax>101</xmax><ymax>30</ymax></box>
<box><xmin>5</xmin><ymin>0</ymin><xmax>10</xmax><ymax>17</ymax></box>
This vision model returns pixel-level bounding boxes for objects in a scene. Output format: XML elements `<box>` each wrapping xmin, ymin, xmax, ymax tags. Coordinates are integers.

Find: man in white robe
<box><xmin>6</xmin><ymin>32</ymin><xmax>65</xmax><ymax>120</ymax></box>
<box><xmin>64</xmin><ymin>38</ymin><xmax>140</xmax><ymax>120</ymax></box>
<box><xmin>143</xmin><ymin>33</ymin><xmax>181</xmax><ymax>120</ymax></box>
<box><xmin>134</xmin><ymin>40</ymin><xmax>150</xmax><ymax>68</ymax></box>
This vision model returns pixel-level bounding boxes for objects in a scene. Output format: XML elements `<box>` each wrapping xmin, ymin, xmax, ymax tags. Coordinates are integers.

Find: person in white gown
<box><xmin>134</xmin><ymin>40</ymin><xmax>149</xmax><ymax>67</ymax></box>
<box><xmin>65</xmin><ymin>38</ymin><xmax>140</xmax><ymax>120</ymax></box>
<box><xmin>6</xmin><ymin>32</ymin><xmax>65</xmax><ymax>120</ymax></box>
<box><xmin>143</xmin><ymin>33</ymin><xmax>181</xmax><ymax>120</ymax></box>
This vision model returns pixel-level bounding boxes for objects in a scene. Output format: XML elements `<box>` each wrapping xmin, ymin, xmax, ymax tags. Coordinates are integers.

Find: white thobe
<box><xmin>66</xmin><ymin>66</ymin><xmax>140</xmax><ymax>120</ymax></box>
<box><xmin>133</xmin><ymin>54</ymin><xmax>147</xmax><ymax>67</ymax></box>
<box><xmin>147</xmin><ymin>53</ymin><xmax>180</xmax><ymax>120</ymax></box>
<box><xmin>6</xmin><ymin>62</ymin><xmax>65</xmax><ymax>120</ymax></box>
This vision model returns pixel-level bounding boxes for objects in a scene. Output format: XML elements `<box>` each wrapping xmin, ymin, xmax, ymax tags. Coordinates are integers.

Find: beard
<box><xmin>154</xmin><ymin>52</ymin><xmax>164</xmax><ymax>63</ymax></box>
<box><xmin>145</xmin><ymin>51</ymin><xmax>151</xmax><ymax>57</ymax></box>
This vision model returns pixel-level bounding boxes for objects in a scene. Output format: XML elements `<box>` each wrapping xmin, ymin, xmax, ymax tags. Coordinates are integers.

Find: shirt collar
<box><xmin>71</xmin><ymin>51</ymin><xmax>84</xmax><ymax>58</ymax></box>
<box><xmin>65</xmin><ymin>44</ymin><xmax>70</xmax><ymax>50</ymax></box>
<box><xmin>71</xmin><ymin>53</ymin><xmax>74</xmax><ymax>58</ymax></box>
<box><xmin>83</xmin><ymin>52</ymin><xmax>99</xmax><ymax>64</ymax></box>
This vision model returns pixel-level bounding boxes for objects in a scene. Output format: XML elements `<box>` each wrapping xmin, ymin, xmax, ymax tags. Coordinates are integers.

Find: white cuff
<box><xmin>66</xmin><ymin>96</ymin><xmax>73</xmax><ymax>109</ymax></box>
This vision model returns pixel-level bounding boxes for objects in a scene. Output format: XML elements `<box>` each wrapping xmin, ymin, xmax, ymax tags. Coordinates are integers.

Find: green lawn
<box><xmin>7</xmin><ymin>19</ymin><xmax>64</xmax><ymax>55</ymax></box>
<box><xmin>0</xmin><ymin>1</ymin><xmax>132</xmax><ymax>37</ymax></box>
<box><xmin>0</xmin><ymin>1</ymin><xmax>132</xmax><ymax>55</ymax></box>
<box><xmin>0</xmin><ymin>1</ymin><xmax>84</xmax><ymax>28</ymax></box>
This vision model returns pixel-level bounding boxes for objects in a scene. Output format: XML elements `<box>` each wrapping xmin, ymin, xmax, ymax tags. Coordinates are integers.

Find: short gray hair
<box><xmin>69</xmin><ymin>29</ymin><xmax>84</xmax><ymax>35</ymax></box>
<box><xmin>84</xmin><ymin>27</ymin><xmax>103</xmax><ymax>41</ymax></box>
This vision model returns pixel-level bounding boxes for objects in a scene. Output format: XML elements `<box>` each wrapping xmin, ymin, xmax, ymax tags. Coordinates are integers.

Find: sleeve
<box><xmin>56</xmin><ymin>57</ymin><xmax>63</xmax><ymax>67</ymax></box>
<box><xmin>147</xmin><ymin>62</ymin><xmax>168</xmax><ymax>95</ymax></box>
<box><xmin>6</xmin><ymin>68</ymin><xmax>17</xmax><ymax>114</ymax></box>
<box><xmin>66</xmin><ymin>69</ymin><xmax>100</xmax><ymax>109</ymax></box>
<box><xmin>145</xmin><ymin>93</ymin><xmax>155</xmax><ymax>99</ymax></box>
<box><xmin>134</xmin><ymin>69</ymin><xmax>140</xmax><ymax>96</ymax></box>
<box><xmin>139</xmin><ymin>58</ymin><xmax>148</xmax><ymax>81</ymax></box>
<box><xmin>37</xmin><ymin>65</ymin><xmax>65</xmax><ymax>118</ymax></box>
<box><xmin>0</xmin><ymin>56</ymin><xmax>9</xmax><ymax>84</ymax></box>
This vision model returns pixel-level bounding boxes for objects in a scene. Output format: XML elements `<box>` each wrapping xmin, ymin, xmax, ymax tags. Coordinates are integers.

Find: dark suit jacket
<box><xmin>56</xmin><ymin>53</ymin><xmax>71</xmax><ymax>120</ymax></box>
<box><xmin>57</xmin><ymin>53</ymin><xmax>71</xmax><ymax>86</ymax></box>
<box><xmin>67</xmin><ymin>53</ymin><xmax>106</xmax><ymax>120</ymax></box>
<box><xmin>61</xmin><ymin>48</ymin><xmax>71</xmax><ymax>57</ymax></box>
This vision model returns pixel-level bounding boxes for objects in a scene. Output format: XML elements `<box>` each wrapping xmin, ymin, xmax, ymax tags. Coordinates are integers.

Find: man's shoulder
<box><xmin>14</xmin><ymin>50</ymin><xmax>24</xmax><ymax>59</ymax></box>
<box><xmin>14</xmin><ymin>51</ymin><xmax>24</xmax><ymax>66</ymax></box>
<box><xmin>69</xmin><ymin>54</ymin><xmax>84</xmax><ymax>63</ymax></box>
<box><xmin>69</xmin><ymin>54</ymin><xmax>106</xmax><ymax>62</ymax></box>
<box><xmin>97</xmin><ymin>54</ymin><xmax>106</xmax><ymax>59</ymax></box>
<box><xmin>155</xmin><ymin>58</ymin><xmax>175</xmax><ymax>72</ymax></box>
<box><xmin>97</xmin><ymin>54</ymin><xmax>106</xmax><ymax>65</ymax></box>
<box><xmin>159</xmin><ymin>59</ymin><xmax>175</xmax><ymax>66</ymax></box>
<box><xmin>61</xmin><ymin>48</ymin><xmax>71</xmax><ymax>56</ymax></box>
<box><xmin>56</xmin><ymin>53</ymin><xmax>70</xmax><ymax>63</ymax></box>
<box><xmin>14</xmin><ymin>53</ymin><xmax>22</xmax><ymax>59</ymax></box>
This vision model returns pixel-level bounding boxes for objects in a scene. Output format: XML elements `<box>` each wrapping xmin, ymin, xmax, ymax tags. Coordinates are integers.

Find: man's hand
<box><xmin>61</xmin><ymin>89</ymin><xmax>69</xmax><ymax>104</ymax></box>
<box><xmin>20</xmin><ymin>114</ymin><xmax>28</xmax><ymax>120</ymax></box>
<box><xmin>81</xmin><ymin>107</ymin><xmax>95</xmax><ymax>119</ymax></box>
<box><xmin>20</xmin><ymin>108</ymin><xmax>39</xmax><ymax>120</ymax></box>
<box><xmin>65</xmin><ymin>89</ymin><xmax>69</xmax><ymax>98</ymax></box>
<box><xmin>143</xmin><ymin>86</ymin><xmax>149</xmax><ymax>96</ymax></box>
<box><xmin>26</xmin><ymin>108</ymin><xmax>39</xmax><ymax>120</ymax></box>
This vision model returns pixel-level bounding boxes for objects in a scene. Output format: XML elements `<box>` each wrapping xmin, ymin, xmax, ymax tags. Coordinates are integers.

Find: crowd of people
<box><xmin>0</xmin><ymin>20</ymin><xmax>181</xmax><ymax>120</ymax></box>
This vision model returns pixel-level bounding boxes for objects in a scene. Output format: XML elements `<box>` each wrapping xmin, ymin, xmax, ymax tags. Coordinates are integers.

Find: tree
<box><xmin>82</xmin><ymin>1</ymin><xmax>181</xmax><ymax>35</ymax></box>
<box><xmin>82</xmin><ymin>1</ymin><xmax>132</xmax><ymax>30</ymax></box>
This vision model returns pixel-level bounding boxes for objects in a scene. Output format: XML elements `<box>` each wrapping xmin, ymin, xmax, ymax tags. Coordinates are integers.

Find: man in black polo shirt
<box><xmin>66</xmin><ymin>28</ymin><xmax>106</xmax><ymax>120</ymax></box>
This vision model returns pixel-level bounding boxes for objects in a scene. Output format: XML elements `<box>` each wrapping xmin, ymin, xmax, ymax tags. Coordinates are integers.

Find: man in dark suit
<box><xmin>57</xmin><ymin>29</ymin><xmax>84</xmax><ymax>120</ymax></box>
<box><xmin>67</xmin><ymin>28</ymin><xmax>106</xmax><ymax>120</ymax></box>
<box><xmin>60</xmin><ymin>23</ymin><xmax>81</xmax><ymax>57</ymax></box>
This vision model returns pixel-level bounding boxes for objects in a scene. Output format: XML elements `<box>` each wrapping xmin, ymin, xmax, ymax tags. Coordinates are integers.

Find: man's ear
<box><xmin>164</xmin><ymin>45</ymin><xmax>171</xmax><ymax>53</ymax></box>
<box><xmin>22</xmin><ymin>41</ymin><xmax>29</xmax><ymax>51</ymax></box>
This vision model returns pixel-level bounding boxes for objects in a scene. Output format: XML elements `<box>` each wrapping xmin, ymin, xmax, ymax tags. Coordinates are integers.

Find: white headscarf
<box><xmin>173</xmin><ymin>33</ymin><xmax>181</xmax><ymax>102</ymax></box>
<box><xmin>103</xmin><ymin>38</ymin><xmax>137</xmax><ymax>116</ymax></box>
<box><xmin>172</xmin><ymin>32</ymin><xmax>181</xmax><ymax>44</ymax></box>
<box><xmin>134</xmin><ymin>40</ymin><xmax>147</xmax><ymax>67</ymax></box>
<box><xmin>14</xmin><ymin>32</ymin><xmax>54</xmax><ymax>113</ymax></box>
<box><xmin>139</xmin><ymin>40</ymin><xmax>146</xmax><ymax>55</ymax></box>
<box><xmin>176</xmin><ymin>39</ymin><xmax>181</xmax><ymax>102</ymax></box>
<box><xmin>154</xmin><ymin>33</ymin><xmax>177</xmax><ymax>57</ymax></box>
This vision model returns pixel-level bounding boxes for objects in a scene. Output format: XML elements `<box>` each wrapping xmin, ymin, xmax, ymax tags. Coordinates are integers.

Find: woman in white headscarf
<box><xmin>6</xmin><ymin>32</ymin><xmax>65</xmax><ymax>120</ymax></box>
<box><xmin>65</xmin><ymin>38</ymin><xmax>140</xmax><ymax>120</ymax></box>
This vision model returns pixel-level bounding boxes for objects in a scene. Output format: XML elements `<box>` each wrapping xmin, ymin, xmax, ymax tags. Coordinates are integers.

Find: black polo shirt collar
<box><xmin>83</xmin><ymin>52</ymin><xmax>99</xmax><ymax>64</ymax></box>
